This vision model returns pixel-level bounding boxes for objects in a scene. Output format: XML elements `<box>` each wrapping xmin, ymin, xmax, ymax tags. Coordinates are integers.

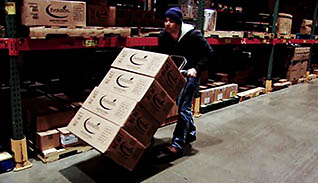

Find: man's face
<box><xmin>164</xmin><ymin>18</ymin><xmax>180</xmax><ymax>34</ymax></box>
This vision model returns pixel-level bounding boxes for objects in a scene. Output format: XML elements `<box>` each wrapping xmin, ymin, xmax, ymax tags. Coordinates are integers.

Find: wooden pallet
<box><xmin>297</xmin><ymin>77</ymin><xmax>306</xmax><ymax>84</ymax></box>
<box><xmin>29</xmin><ymin>26</ymin><xmax>131</xmax><ymax>39</ymax></box>
<box><xmin>205</xmin><ymin>31</ymin><xmax>244</xmax><ymax>38</ymax></box>
<box><xmin>307</xmin><ymin>74</ymin><xmax>318</xmax><ymax>81</ymax></box>
<box><xmin>237</xmin><ymin>87</ymin><xmax>266</xmax><ymax>102</ymax></box>
<box><xmin>246</xmin><ymin>32</ymin><xmax>274</xmax><ymax>39</ymax></box>
<box><xmin>273</xmin><ymin>81</ymin><xmax>292</xmax><ymax>91</ymax></box>
<box><xmin>276</xmin><ymin>33</ymin><xmax>292</xmax><ymax>39</ymax></box>
<box><xmin>35</xmin><ymin>145</ymin><xmax>92</xmax><ymax>163</ymax></box>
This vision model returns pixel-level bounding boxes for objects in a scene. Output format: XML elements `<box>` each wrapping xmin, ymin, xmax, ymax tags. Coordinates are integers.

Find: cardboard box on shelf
<box><xmin>36</xmin><ymin>129</ymin><xmax>60</xmax><ymax>151</ymax></box>
<box><xmin>87</xmin><ymin>5</ymin><xmax>115</xmax><ymax>27</ymax></box>
<box><xmin>214</xmin><ymin>86</ymin><xmax>225</xmax><ymax>102</ymax></box>
<box><xmin>300</xmin><ymin>19</ymin><xmax>313</xmax><ymax>34</ymax></box>
<box><xmin>199</xmin><ymin>88</ymin><xmax>213</xmax><ymax>105</ymax></box>
<box><xmin>292</xmin><ymin>47</ymin><xmax>311</xmax><ymax>61</ymax></box>
<box><xmin>287</xmin><ymin>60</ymin><xmax>301</xmax><ymax>83</ymax></box>
<box><xmin>81</xmin><ymin>87</ymin><xmax>161</xmax><ymax>146</ymax></box>
<box><xmin>224</xmin><ymin>84</ymin><xmax>238</xmax><ymax>99</ymax></box>
<box><xmin>23</xmin><ymin>94</ymin><xmax>76</xmax><ymax>133</ymax></box>
<box><xmin>111</xmin><ymin>47</ymin><xmax>186</xmax><ymax>100</ymax></box>
<box><xmin>21</xmin><ymin>0</ymin><xmax>86</xmax><ymax>27</ymax></box>
<box><xmin>67</xmin><ymin>108</ymin><xmax>145</xmax><ymax>171</ymax></box>
<box><xmin>57</xmin><ymin>127</ymin><xmax>83</xmax><ymax>148</ymax></box>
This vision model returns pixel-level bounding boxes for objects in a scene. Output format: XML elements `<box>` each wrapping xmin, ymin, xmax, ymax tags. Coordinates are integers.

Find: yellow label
<box><xmin>5</xmin><ymin>2</ymin><xmax>16</xmax><ymax>15</ymax></box>
<box><xmin>283</xmin><ymin>40</ymin><xmax>287</xmax><ymax>43</ymax></box>
<box><xmin>83</xmin><ymin>39</ymin><xmax>98</xmax><ymax>47</ymax></box>
<box><xmin>225</xmin><ymin>39</ymin><xmax>231</xmax><ymax>44</ymax></box>
<box><xmin>303</xmin><ymin>40</ymin><xmax>307</xmax><ymax>43</ymax></box>
<box><xmin>262</xmin><ymin>39</ymin><xmax>267</xmax><ymax>43</ymax></box>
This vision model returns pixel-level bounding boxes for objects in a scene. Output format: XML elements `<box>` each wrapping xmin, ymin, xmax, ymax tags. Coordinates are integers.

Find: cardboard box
<box><xmin>67</xmin><ymin>108</ymin><xmax>145</xmax><ymax>171</ymax></box>
<box><xmin>21</xmin><ymin>0</ymin><xmax>86</xmax><ymax>27</ymax></box>
<box><xmin>36</xmin><ymin>129</ymin><xmax>60</xmax><ymax>151</ymax></box>
<box><xmin>300</xmin><ymin>19</ymin><xmax>312</xmax><ymax>34</ymax></box>
<box><xmin>293</xmin><ymin>47</ymin><xmax>311</xmax><ymax>61</ymax></box>
<box><xmin>111</xmin><ymin>48</ymin><xmax>186</xmax><ymax>100</ymax></box>
<box><xmin>199</xmin><ymin>88</ymin><xmax>213</xmax><ymax>105</ymax></box>
<box><xmin>23</xmin><ymin>94</ymin><xmax>76</xmax><ymax>132</ymax></box>
<box><xmin>287</xmin><ymin>61</ymin><xmax>301</xmax><ymax>82</ymax></box>
<box><xmin>214</xmin><ymin>86</ymin><xmax>225</xmax><ymax>102</ymax></box>
<box><xmin>224</xmin><ymin>84</ymin><xmax>238</xmax><ymax>99</ymax></box>
<box><xmin>87</xmin><ymin>5</ymin><xmax>115</xmax><ymax>26</ymax></box>
<box><xmin>98</xmin><ymin>68</ymin><xmax>174</xmax><ymax>123</ymax></box>
<box><xmin>82</xmin><ymin>87</ymin><xmax>161</xmax><ymax>146</ymax></box>
<box><xmin>57</xmin><ymin>127</ymin><xmax>83</xmax><ymax>147</ymax></box>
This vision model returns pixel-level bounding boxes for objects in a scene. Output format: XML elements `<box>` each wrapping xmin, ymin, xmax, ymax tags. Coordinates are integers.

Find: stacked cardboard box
<box><xmin>287</xmin><ymin>47</ymin><xmax>310</xmax><ymax>83</ymax></box>
<box><xmin>199</xmin><ymin>83</ymin><xmax>238</xmax><ymax>105</ymax></box>
<box><xmin>22</xmin><ymin>93</ymin><xmax>79</xmax><ymax>151</ymax></box>
<box><xmin>67</xmin><ymin>47</ymin><xmax>185</xmax><ymax>171</ymax></box>
<box><xmin>21</xmin><ymin>0</ymin><xmax>86</xmax><ymax>27</ymax></box>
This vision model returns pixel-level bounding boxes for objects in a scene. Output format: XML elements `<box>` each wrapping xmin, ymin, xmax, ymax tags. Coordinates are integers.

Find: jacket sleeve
<box><xmin>191</xmin><ymin>30</ymin><xmax>214</xmax><ymax>74</ymax></box>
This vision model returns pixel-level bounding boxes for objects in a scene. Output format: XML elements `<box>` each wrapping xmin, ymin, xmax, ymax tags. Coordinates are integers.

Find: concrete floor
<box><xmin>1</xmin><ymin>79</ymin><xmax>318</xmax><ymax>183</ymax></box>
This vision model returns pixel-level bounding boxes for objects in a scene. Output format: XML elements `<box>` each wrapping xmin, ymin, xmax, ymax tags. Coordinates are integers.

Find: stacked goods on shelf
<box><xmin>299</xmin><ymin>19</ymin><xmax>313</xmax><ymax>35</ymax></box>
<box><xmin>180</xmin><ymin>0</ymin><xmax>198</xmax><ymax>20</ymax></box>
<box><xmin>67</xmin><ymin>47</ymin><xmax>185</xmax><ymax>171</ymax></box>
<box><xmin>87</xmin><ymin>4</ymin><xmax>116</xmax><ymax>27</ymax></box>
<box><xmin>22</xmin><ymin>93</ymin><xmax>81</xmax><ymax>151</ymax></box>
<box><xmin>21</xmin><ymin>0</ymin><xmax>86</xmax><ymax>27</ymax></box>
<box><xmin>277</xmin><ymin>13</ymin><xmax>293</xmax><ymax>36</ymax></box>
<box><xmin>57</xmin><ymin>127</ymin><xmax>83</xmax><ymax>148</ymax></box>
<box><xmin>287</xmin><ymin>47</ymin><xmax>310</xmax><ymax>83</ymax></box>
<box><xmin>199</xmin><ymin>83</ymin><xmax>238</xmax><ymax>106</ymax></box>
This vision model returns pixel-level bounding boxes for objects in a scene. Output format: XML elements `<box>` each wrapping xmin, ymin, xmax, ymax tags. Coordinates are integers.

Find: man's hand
<box><xmin>187</xmin><ymin>68</ymin><xmax>197</xmax><ymax>77</ymax></box>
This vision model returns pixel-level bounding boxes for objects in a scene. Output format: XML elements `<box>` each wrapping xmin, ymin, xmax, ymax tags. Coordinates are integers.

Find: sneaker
<box><xmin>165</xmin><ymin>146</ymin><xmax>183</xmax><ymax>157</ymax></box>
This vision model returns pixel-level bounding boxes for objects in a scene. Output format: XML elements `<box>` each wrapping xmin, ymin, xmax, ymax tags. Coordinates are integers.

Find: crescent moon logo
<box><xmin>136</xmin><ymin>117</ymin><xmax>147</xmax><ymax>134</ymax></box>
<box><xmin>46</xmin><ymin>4</ymin><xmax>68</xmax><ymax>19</ymax></box>
<box><xmin>129</xmin><ymin>54</ymin><xmax>148</xmax><ymax>66</ymax></box>
<box><xmin>116</xmin><ymin>75</ymin><xmax>129</xmax><ymax>88</ymax></box>
<box><xmin>167</xmin><ymin>70</ymin><xmax>177</xmax><ymax>87</ymax></box>
<box><xmin>120</xmin><ymin>142</ymin><xmax>133</xmax><ymax>157</ymax></box>
<box><xmin>83</xmin><ymin>118</ymin><xmax>94</xmax><ymax>134</ymax></box>
<box><xmin>99</xmin><ymin>95</ymin><xmax>112</xmax><ymax>110</ymax></box>
<box><xmin>153</xmin><ymin>94</ymin><xmax>163</xmax><ymax>109</ymax></box>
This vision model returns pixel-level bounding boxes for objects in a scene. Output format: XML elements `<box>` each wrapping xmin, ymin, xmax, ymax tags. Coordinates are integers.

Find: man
<box><xmin>158</xmin><ymin>7</ymin><xmax>214</xmax><ymax>155</ymax></box>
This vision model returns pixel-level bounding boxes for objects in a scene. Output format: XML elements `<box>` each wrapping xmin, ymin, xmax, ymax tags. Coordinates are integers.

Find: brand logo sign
<box><xmin>129</xmin><ymin>53</ymin><xmax>148</xmax><ymax>66</ymax></box>
<box><xmin>116</xmin><ymin>74</ymin><xmax>134</xmax><ymax>88</ymax></box>
<box><xmin>99</xmin><ymin>95</ymin><xmax>117</xmax><ymax>110</ymax></box>
<box><xmin>83</xmin><ymin>118</ymin><xmax>100</xmax><ymax>134</ymax></box>
<box><xmin>46</xmin><ymin>4</ymin><xmax>70</xmax><ymax>19</ymax></box>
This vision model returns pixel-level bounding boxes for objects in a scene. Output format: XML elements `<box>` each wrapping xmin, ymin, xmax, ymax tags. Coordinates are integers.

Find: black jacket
<box><xmin>158</xmin><ymin>23</ymin><xmax>214</xmax><ymax>76</ymax></box>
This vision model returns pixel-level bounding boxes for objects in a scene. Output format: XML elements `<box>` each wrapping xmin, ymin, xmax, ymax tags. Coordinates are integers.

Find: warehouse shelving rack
<box><xmin>1</xmin><ymin>0</ymin><xmax>318</xmax><ymax>170</ymax></box>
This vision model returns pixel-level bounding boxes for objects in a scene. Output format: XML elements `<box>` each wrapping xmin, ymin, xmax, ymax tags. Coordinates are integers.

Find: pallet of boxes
<box><xmin>67</xmin><ymin>48</ymin><xmax>186</xmax><ymax>171</ymax></box>
<box><xmin>287</xmin><ymin>47</ymin><xmax>311</xmax><ymax>84</ymax></box>
<box><xmin>22</xmin><ymin>94</ymin><xmax>88</xmax><ymax>163</ymax></box>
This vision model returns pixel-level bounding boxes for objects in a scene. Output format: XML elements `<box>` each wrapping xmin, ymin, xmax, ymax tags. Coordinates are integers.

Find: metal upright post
<box><xmin>306</xmin><ymin>0</ymin><xmax>318</xmax><ymax>78</ymax></box>
<box><xmin>5</xmin><ymin>0</ymin><xmax>32</xmax><ymax>171</ymax></box>
<box><xmin>197</xmin><ymin>0</ymin><xmax>205</xmax><ymax>33</ymax></box>
<box><xmin>266</xmin><ymin>0</ymin><xmax>280</xmax><ymax>93</ymax></box>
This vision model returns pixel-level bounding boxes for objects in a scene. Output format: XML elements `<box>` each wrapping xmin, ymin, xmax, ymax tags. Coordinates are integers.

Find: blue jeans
<box><xmin>171</xmin><ymin>76</ymin><xmax>200</xmax><ymax>150</ymax></box>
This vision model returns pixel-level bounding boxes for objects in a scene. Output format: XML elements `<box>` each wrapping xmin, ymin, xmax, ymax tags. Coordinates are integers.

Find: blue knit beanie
<box><xmin>165</xmin><ymin>7</ymin><xmax>183</xmax><ymax>24</ymax></box>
